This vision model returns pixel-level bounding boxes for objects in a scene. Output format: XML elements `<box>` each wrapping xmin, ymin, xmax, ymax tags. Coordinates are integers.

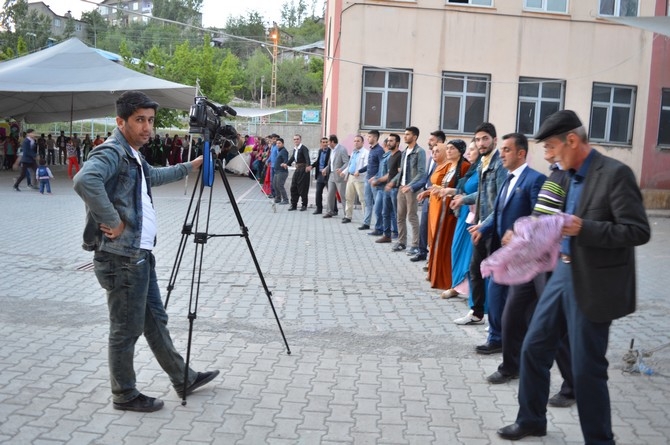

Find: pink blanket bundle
<box><xmin>481</xmin><ymin>213</ymin><xmax>572</xmax><ymax>285</ymax></box>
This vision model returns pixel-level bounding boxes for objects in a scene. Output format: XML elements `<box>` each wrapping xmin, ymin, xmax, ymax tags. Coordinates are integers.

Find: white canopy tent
<box><xmin>606</xmin><ymin>16</ymin><xmax>670</xmax><ymax>37</ymax></box>
<box><xmin>0</xmin><ymin>38</ymin><xmax>196</xmax><ymax>123</ymax></box>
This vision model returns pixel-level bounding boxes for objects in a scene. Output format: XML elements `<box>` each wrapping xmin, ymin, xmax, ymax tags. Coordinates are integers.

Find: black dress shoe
<box><xmin>409</xmin><ymin>253</ymin><xmax>427</xmax><ymax>262</ymax></box>
<box><xmin>113</xmin><ymin>393</ymin><xmax>164</xmax><ymax>412</ymax></box>
<box><xmin>367</xmin><ymin>230</ymin><xmax>383</xmax><ymax>236</ymax></box>
<box><xmin>548</xmin><ymin>392</ymin><xmax>576</xmax><ymax>407</ymax></box>
<box><xmin>288</xmin><ymin>207</ymin><xmax>297</xmax><ymax>211</ymax></box>
<box><xmin>176</xmin><ymin>370</ymin><xmax>220</xmax><ymax>398</ymax></box>
<box><xmin>342</xmin><ymin>218</ymin><xmax>351</xmax><ymax>223</ymax></box>
<box><xmin>323</xmin><ymin>213</ymin><xmax>333</xmax><ymax>218</ymax></box>
<box><xmin>497</xmin><ymin>423</ymin><xmax>546</xmax><ymax>440</ymax></box>
<box><xmin>358</xmin><ymin>224</ymin><xmax>370</xmax><ymax>230</ymax></box>
<box><xmin>476</xmin><ymin>342</ymin><xmax>502</xmax><ymax>355</ymax></box>
<box><xmin>392</xmin><ymin>243</ymin><xmax>406</xmax><ymax>252</ymax></box>
<box><xmin>486</xmin><ymin>370</ymin><xmax>518</xmax><ymax>384</ymax></box>
<box><xmin>313</xmin><ymin>210</ymin><xmax>322</xmax><ymax>215</ymax></box>
<box><xmin>300</xmin><ymin>206</ymin><xmax>307</xmax><ymax>211</ymax></box>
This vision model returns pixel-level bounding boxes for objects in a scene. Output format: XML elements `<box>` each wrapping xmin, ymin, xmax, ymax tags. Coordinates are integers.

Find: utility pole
<box><xmin>269</xmin><ymin>22</ymin><xmax>278</xmax><ymax>108</ymax></box>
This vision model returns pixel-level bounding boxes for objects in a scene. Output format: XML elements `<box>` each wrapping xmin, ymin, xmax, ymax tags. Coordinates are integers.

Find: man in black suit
<box><xmin>309</xmin><ymin>137</ymin><xmax>331</xmax><ymax>214</ymax></box>
<box><xmin>283</xmin><ymin>134</ymin><xmax>311</xmax><ymax>211</ymax></box>
<box><xmin>498</xmin><ymin>110</ymin><xmax>651</xmax><ymax>443</ymax></box>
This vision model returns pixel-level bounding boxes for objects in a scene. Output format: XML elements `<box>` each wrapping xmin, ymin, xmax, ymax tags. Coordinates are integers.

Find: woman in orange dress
<box><xmin>418</xmin><ymin>143</ymin><xmax>450</xmax><ymax>249</ymax></box>
<box><xmin>424</xmin><ymin>140</ymin><xmax>470</xmax><ymax>290</ymax></box>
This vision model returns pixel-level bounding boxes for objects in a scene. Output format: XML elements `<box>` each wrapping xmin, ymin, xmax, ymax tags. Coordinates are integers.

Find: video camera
<box><xmin>188</xmin><ymin>96</ymin><xmax>239</xmax><ymax>145</ymax></box>
<box><xmin>188</xmin><ymin>96</ymin><xmax>239</xmax><ymax>187</ymax></box>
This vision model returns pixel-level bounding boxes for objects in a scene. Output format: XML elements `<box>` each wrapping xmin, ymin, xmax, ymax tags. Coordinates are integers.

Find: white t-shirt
<box><xmin>132</xmin><ymin>149</ymin><xmax>157</xmax><ymax>250</ymax></box>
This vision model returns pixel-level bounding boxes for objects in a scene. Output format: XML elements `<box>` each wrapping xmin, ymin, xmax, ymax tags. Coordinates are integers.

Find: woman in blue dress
<box><xmin>442</xmin><ymin>141</ymin><xmax>481</xmax><ymax>302</ymax></box>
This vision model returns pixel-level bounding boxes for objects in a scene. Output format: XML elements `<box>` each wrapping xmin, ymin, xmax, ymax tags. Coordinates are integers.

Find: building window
<box><xmin>133</xmin><ymin>2</ymin><xmax>139</xmax><ymax>10</ymax></box>
<box><xmin>590</xmin><ymin>83</ymin><xmax>636</xmax><ymax>144</ymax></box>
<box><xmin>447</xmin><ymin>0</ymin><xmax>493</xmax><ymax>6</ymax></box>
<box><xmin>524</xmin><ymin>0</ymin><xmax>568</xmax><ymax>13</ymax></box>
<box><xmin>598</xmin><ymin>0</ymin><xmax>638</xmax><ymax>16</ymax></box>
<box><xmin>54</xmin><ymin>18</ymin><xmax>61</xmax><ymax>27</ymax></box>
<box><xmin>361</xmin><ymin>68</ymin><xmax>412</xmax><ymax>130</ymax></box>
<box><xmin>517</xmin><ymin>77</ymin><xmax>565</xmax><ymax>136</ymax></box>
<box><xmin>440</xmin><ymin>72</ymin><xmax>490</xmax><ymax>134</ymax></box>
<box><xmin>658</xmin><ymin>90</ymin><xmax>670</xmax><ymax>145</ymax></box>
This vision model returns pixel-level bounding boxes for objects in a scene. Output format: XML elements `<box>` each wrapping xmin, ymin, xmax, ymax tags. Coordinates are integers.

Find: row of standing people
<box><xmin>282</xmin><ymin>115</ymin><xmax>650</xmax><ymax>444</ymax></box>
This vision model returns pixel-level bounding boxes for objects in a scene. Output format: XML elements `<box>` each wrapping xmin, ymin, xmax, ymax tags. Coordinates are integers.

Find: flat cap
<box><xmin>534</xmin><ymin>110</ymin><xmax>583</xmax><ymax>141</ymax></box>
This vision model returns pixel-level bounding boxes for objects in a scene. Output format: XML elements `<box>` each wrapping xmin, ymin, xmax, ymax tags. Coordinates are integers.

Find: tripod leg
<box><xmin>216</xmin><ymin>161</ymin><xmax>291</xmax><ymax>354</ymax></box>
<box><xmin>165</xmin><ymin>168</ymin><xmax>205</xmax><ymax>309</ymax></box>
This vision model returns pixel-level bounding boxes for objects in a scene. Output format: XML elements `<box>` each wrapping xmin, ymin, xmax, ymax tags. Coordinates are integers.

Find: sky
<box><xmin>27</xmin><ymin>0</ymin><xmax>305</xmax><ymax>28</ymax></box>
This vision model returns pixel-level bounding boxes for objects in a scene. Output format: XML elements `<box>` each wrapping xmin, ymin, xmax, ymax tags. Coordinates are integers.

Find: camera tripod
<box><xmin>164</xmin><ymin>149</ymin><xmax>291</xmax><ymax>405</ymax></box>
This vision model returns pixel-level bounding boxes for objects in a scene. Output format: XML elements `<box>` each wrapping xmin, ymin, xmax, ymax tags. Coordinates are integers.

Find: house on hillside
<box><xmin>96</xmin><ymin>0</ymin><xmax>202</xmax><ymax>26</ymax></box>
<box><xmin>323</xmin><ymin>0</ymin><xmax>670</xmax><ymax>196</ymax></box>
<box><xmin>27</xmin><ymin>2</ymin><xmax>87</xmax><ymax>41</ymax></box>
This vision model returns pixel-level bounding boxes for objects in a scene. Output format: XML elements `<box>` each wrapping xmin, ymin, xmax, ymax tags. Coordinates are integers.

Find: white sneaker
<box><xmin>454</xmin><ymin>310</ymin><xmax>484</xmax><ymax>325</ymax></box>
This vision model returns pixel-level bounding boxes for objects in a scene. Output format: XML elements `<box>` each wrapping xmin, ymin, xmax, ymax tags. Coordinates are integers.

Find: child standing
<box><xmin>37</xmin><ymin>158</ymin><xmax>54</xmax><ymax>194</ymax></box>
<box><xmin>66</xmin><ymin>138</ymin><xmax>80</xmax><ymax>179</ymax></box>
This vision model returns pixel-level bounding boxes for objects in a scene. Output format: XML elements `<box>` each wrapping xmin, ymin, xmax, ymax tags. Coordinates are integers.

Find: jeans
<box><xmin>383</xmin><ymin>188</ymin><xmax>398</xmax><ymax>236</ymax></box>
<box><xmin>272</xmin><ymin>170</ymin><xmax>288</xmax><ymax>202</ymax></box>
<box><xmin>93</xmin><ymin>250</ymin><xmax>197</xmax><ymax>403</ymax></box>
<box><xmin>363</xmin><ymin>180</ymin><xmax>376</xmax><ymax>225</ymax></box>
<box><xmin>39</xmin><ymin>179</ymin><xmax>51</xmax><ymax>194</ymax></box>
<box><xmin>373</xmin><ymin>187</ymin><xmax>385</xmax><ymax>232</ymax></box>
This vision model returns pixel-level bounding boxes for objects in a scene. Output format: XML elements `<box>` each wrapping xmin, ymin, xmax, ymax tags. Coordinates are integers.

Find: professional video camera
<box><xmin>188</xmin><ymin>96</ymin><xmax>238</xmax><ymax>146</ymax></box>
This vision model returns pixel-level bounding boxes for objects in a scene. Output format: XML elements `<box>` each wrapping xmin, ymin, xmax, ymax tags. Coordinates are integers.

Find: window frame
<box><xmin>446</xmin><ymin>0</ymin><xmax>493</xmax><ymax>6</ymax></box>
<box><xmin>360</xmin><ymin>67</ymin><xmax>413</xmax><ymax>131</ymax></box>
<box><xmin>516</xmin><ymin>77</ymin><xmax>566</xmax><ymax>136</ymax></box>
<box><xmin>589</xmin><ymin>82</ymin><xmax>636</xmax><ymax>145</ymax></box>
<box><xmin>440</xmin><ymin>72</ymin><xmax>491</xmax><ymax>135</ymax></box>
<box><xmin>657</xmin><ymin>89</ymin><xmax>670</xmax><ymax>146</ymax></box>
<box><xmin>598</xmin><ymin>0</ymin><xmax>639</xmax><ymax>17</ymax></box>
<box><xmin>523</xmin><ymin>0</ymin><xmax>569</xmax><ymax>14</ymax></box>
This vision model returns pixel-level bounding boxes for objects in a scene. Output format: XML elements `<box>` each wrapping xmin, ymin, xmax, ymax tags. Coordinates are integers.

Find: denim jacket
<box><xmin>462</xmin><ymin>149</ymin><xmax>506</xmax><ymax>226</ymax></box>
<box><xmin>389</xmin><ymin>145</ymin><xmax>426</xmax><ymax>188</ymax></box>
<box><xmin>73</xmin><ymin>128</ymin><xmax>193</xmax><ymax>257</ymax></box>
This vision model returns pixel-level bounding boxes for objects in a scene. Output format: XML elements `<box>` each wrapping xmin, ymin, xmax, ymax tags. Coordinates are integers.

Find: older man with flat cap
<box><xmin>497</xmin><ymin>110</ymin><xmax>650</xmax><ymax>443</ymax></box>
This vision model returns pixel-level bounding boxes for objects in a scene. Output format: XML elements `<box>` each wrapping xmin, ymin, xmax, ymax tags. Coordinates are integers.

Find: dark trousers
<box><xmin>58</xmin><ymin>147</ymin><xmax>66</xmax><ymax>164</ymax></box>
<box><xmin>14</xmin><ymin>161</ymin><xmax>37</xmax><ymax>187</ymax></box>
<box><xmin>417</xmin><ymin>200</ymin><xmax>430</xmax><ymax>256</ymax></box>
<box><xmin>516</xmin><ymin>262</ymin><xmax>613</xmax><ymax>444</ymax></box>
<box><xmin>290</xmin><ymin>167</ymin><xmax>310</xmax><ymax>208</ymax></box>
<box><xmin>314</xmin><ymin>180</ymin><xmax>327</xmax><ymax>212</ymax></box>
<box><xmin>497</xmin><ymin>278</ymin><xmax>540</xmax><ymax>375</ymax></box>
<box><xmin>469</xmin><ymin>238</ymin><xmax>490</xmax><ymax>318</ymax></box>
<box><xmin>498</xmin><ymin>272</ymin><xmax>575</xmax><ymax>394</ymax></box>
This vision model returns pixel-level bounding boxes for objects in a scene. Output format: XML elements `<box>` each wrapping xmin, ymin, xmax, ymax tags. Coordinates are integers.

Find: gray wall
<box><xmin>231</xmin><ymin>123</ymin><xmax>324</xmax><ymax>149</ymax></box>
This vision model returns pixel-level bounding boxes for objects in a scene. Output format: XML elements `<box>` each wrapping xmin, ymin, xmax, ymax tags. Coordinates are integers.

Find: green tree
<box><xmin>240</xmin><ymin>48</ymin><xmax>272</xmax><ymax>102</ymax></box>
<box><xmin>280</xmin><ymin>0</ymin><xmax>307</xmax><ymax>28</ymax></box>
<box><xmin>60</xmin><ymin>15</ymin><xmax>77</xmax><ymax>41</ymax></box>
<box><xmin>81</xmin><ymin>10</ymin><xmax>108</xmax><ymax>47</ymax></box>
<box><xmin>223</xmin><ymin>11</ymin><xmax>267</xmax><ymax>59</ymax></box>
<box><xmin>152</xmin><ymin>0</ymin><xmax>203</xmax><ymax>25</ymax></box>
<box><xmin>277</xmin><ymin>56</ymin><xmax>322</xmax><ymax>104</ymax></box>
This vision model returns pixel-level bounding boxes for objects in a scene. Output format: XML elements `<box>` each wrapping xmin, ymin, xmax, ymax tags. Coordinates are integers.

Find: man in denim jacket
<box><xmin>73</xmin><ymin>91</ymin><xmax>218</xmax><ymax>412</ymax></box>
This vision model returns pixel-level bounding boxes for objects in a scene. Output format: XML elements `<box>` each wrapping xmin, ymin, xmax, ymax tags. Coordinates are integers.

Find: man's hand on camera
<box><xmin>191</xmin><ymin>155</ymin><xmax>204</xmax><ymax>170</ymax></box>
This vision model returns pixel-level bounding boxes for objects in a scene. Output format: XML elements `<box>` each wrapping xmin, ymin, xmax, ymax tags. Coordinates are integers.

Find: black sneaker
<box><xmin>175</xmin><ymin>370</ymin><xmax>220</xmax><ymax>399</ymax></box>
<box><xmin>113</xmin><ymin>393</ymin><xmax>164</xmax><ymax>412</ymax></box>
<box><xmin>13</xmin><ymin>185</ymin><xmax>20</xmax><ymax>192</ymax></box>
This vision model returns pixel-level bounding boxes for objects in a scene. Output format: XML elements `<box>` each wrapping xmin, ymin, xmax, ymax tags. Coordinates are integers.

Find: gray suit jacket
<box><xmin>570</xmin><ymin>150</ymin><xmax>650</xmax><ymax>322</ymax></box>
<box><xmin>325</xmin><ymin>144</ymin><xmax>350</xmax><ymax>184</ymax></box>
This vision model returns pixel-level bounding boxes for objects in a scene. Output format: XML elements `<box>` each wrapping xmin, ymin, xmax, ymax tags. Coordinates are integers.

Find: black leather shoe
<box><xmin>358</xmin><ymin>224</ymin><xmax>370</xmax><ymax>230</ymax></box>
<box><xmin>176</xmin><ymin>370</ymin><xmax>220</xmax><ymax>399</ymax></box>
<box><xmin>288</xmin><ymin>206</ymin><xmax>297</xmax><ymax>211</ymax></box>
<box><xmin>313</xmin><ymin>210</ymin><xmax>322</xmax><ymax>215</ymax></box>
<box><xmin>367</xmin><ymin>230</ymin><xmax>383</xmax><ymax>236</ymax></box>
<box><xmin>409</xmin><ymin>254</ymin><xmax>427</xmax><ymax>262</ymax></box>
<box><xmin>342</xmin><ymin>218</ymin><xmax>351</xmax><ymax>223</ymax></box>
<box><xmin>486</xmin><ymin>370</ymin><xmax>518</xmax><ymax>384</ymax></box>
<box><xmin>497</xmin><ymin>423</ymin><xmax>546</xmax><ymax>440</ymax></box>
<box><xmin>476</xmin><ymin>342</ymin><xmax>502</xmax><ymax>355</ymax></box>
<box><xmin>323</xmin><ymin>213</ymin><xmax>333</xmax><ymax>218</ymax></box>
<box><xmin>392</xmin><ymin>243</ymin><xmax>406</xmax><ymax>252</ymax></box>
<box><xmin>300</xmin><ymin>206</ymin><xmax>307</xmax><ymax>211</ymax></box>
<box><xmin>113</xmin><ymin>393</ymin><xmax>164</xmax><ymax>412</ymax></box>
<box><xmin>548</xmin><ymin>392</ymin><xmax>576</xmax><ymax>407</ymax></box>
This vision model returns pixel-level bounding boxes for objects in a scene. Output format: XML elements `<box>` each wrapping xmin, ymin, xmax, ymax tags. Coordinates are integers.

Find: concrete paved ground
<box><xmin>1</xmin><ymin>165</ymin><xmax>670</xmax><ymax>444</ymax></box>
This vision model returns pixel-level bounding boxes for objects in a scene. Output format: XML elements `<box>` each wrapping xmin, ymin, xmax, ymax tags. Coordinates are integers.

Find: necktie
<box><xmin>501</xmin><ymin>173</ymin><xmax>515</xmax><ymax>204</ymax></box>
